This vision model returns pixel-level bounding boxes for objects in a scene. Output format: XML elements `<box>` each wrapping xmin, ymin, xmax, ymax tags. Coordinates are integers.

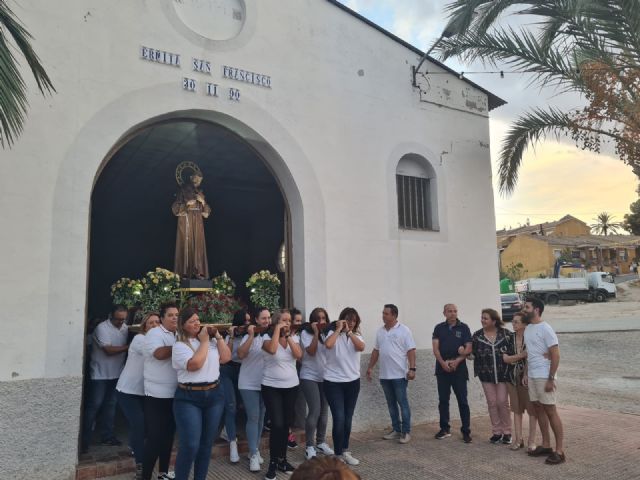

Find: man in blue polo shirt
<box><xmin>432</xmin><ymin>303</ymin><xmax>472</xmax><ymax>443</ymax></box>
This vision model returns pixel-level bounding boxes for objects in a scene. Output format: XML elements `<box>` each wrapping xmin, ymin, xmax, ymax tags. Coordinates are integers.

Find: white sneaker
<box><xmin>249</xmin><ymin>453</ymin><xmax>261</xmax><ymax>472</ymax></box>
<box><xmin>342</xmin><ymin>452</ymin><xmax>360</xmax><ymax>466</ymax></box>
<box><xmin>316</xmin><ymin>442</ymin><xmax>334</xmax><ymax>455</ymax></box>
<box><xmin>219</xmin><ymin>428</ymin><xmax>229</xmax><ymax>442</ymax></box>
<box><xmin>398</xmin><ymin>433</ymin><xmax>411</xmax><ymax>444</ymax></box>
<box><xmin>249</xmin><ymin>452</ymin><xmax>265</xmax><ymax>464</ymax></box>
<box><xmin>230</xmin><ymin>439</ymin><xmax>240</xmax><ymax>463</ymax></box>
<box><xmin>305</xmin><ymin>446</ymin><xmax>317</xmax><ymax>460</ymax></box>
<box><xmin>382</xmin><ymin>430</ymin><xmax>401</xmax><ymax>440</ymax></box>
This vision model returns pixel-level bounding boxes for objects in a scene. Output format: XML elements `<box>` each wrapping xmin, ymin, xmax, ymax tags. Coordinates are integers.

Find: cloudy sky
<box><xmin>339</xmin><ymin>0</ymin><xmax>638</xmax><ymax>231</ymax></box>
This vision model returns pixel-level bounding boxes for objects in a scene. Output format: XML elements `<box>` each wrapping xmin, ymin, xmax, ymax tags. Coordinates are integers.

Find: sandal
<box><xmin>528</xmin><ymin>445</ymin><xmax>553</xmax><ymax>457</ymax></box>
<box><xmin>545</xmin><ymin>452</ymin><xmax>566</xmax><ymax>465</ymax></box>
<box><xmin>510</xmin><ymin>440</ymin><xmax>524</xmax><ymax>451</ymax></box>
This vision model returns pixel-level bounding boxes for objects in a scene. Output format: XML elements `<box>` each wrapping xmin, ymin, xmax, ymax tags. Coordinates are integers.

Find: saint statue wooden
<box><xmin>172</xmin><ymin>162</ymin><xmax>211</xmax><ymax>279</ymax></box>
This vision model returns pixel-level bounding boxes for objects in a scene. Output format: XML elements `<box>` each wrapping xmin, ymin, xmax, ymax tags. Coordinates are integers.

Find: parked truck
<box><xmin>515</xmin><ymin>272</ymin><xmax>616</xmax><ymax>304</ymax></box>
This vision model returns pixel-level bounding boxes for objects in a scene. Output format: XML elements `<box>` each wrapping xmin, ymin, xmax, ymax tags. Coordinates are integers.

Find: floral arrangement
<box><xmin>186</xmin><ymin>292</ymin><xmax>242</xmax><ymax>324</ymax></box>
<box><xmin>140</xmin><ymin>268</ymin><xmax>180</xmax><ymax>312</ymax></box>
<box><xmin>212</xmin><ymin>271</ymin><xmax>236</xmax><ymax>296</ymax></box>
<box><xmin>246</xmin><ymin>269</ymin><xmax>281</xmax><ymax>312</ymax></box>
<box><xmin>110</xmin><ymin>277</ymin><xmax>144</xmax><ymax>308</ymax></box>
<box><xmin>110</xmin><ymin>268</ymin><xmax>180</xmax><ymax>313</ymax></box>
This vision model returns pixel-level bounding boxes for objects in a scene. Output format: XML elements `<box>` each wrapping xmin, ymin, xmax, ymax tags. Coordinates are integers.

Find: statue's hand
<box><xmin>202</xmin><ymin>212</ymin><xmax>210</xmax><ymax>219</ymax></box>
<box><xmin>196</xmin><ymin>194</ymin><xmax>205</xmax><ymax>204</ymax></box>
<box><xmin>186</xmin><ymin>199</ymin><xmax>197</xmax><ymax>206</ymax></box>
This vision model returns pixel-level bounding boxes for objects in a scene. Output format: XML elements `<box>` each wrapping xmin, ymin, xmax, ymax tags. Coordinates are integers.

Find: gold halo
<box><xmin>175</xmin><ymin>161</ymin><xmax>203</xmax><ymax>186</ymax></box>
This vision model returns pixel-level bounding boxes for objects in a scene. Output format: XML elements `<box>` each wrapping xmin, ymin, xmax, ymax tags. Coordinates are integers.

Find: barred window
<box><xmin>396</xmin><ymin>154</ymin><xmax>437</xmax><ymax>231</ymax></box>
<box><xmin>396</xmin><ymin>175</ymin><xmax>431</xmax><ymax>230</ymax></box>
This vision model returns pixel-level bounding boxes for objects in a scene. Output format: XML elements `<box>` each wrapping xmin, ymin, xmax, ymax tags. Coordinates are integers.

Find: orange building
<box><xmin>498</xmin><ymin>215</ymin><xmax>640</xmax><ymax>278</ymax></box>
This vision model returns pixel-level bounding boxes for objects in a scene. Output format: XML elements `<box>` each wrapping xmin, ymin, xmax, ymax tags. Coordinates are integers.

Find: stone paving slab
<box><xmin>104</xmin><ymin>405</ymin><xmax>640</xmax><ymax>480</ymax></box>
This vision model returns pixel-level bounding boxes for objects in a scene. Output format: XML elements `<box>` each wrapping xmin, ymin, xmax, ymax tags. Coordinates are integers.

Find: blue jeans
<box><xmin>436</xmin><ymin>374</ymin><xmax>471</xmax><ymax>434</ymax></box>
<box><xmin>82</xmin><ymin>378</ymin><xmax>118</xmax><ymax>449</ymax></box>
<box><xmin>173</xmin><ymin>385</ymin><xmax>225</xmax><ymax>480</ymax></box>
<box><xmin>323</xmin><ymin>379</ymin><xmax>360</xmax><ymax>456</ymax></box>
<box><xmin>380</xmin><ymin>378</ymin><xmax>411</xmax><ymax>434</ymax></box>
<box><xmin>116</xmin><ymin>391</ymin><xmax>145</xmax><ymax>464</ymax></box>
<box><xmin>239</xmin><ymin>389</ymin><xmax>265</xmax><ymax>456</ymax></box>
<box><xmin>219</xmin><ymin>363</ymin><xmax>240</xmax><ymax>440</ymax></box>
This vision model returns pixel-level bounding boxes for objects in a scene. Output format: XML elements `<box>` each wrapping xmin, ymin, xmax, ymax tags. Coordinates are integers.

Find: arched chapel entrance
<box><xmin>88</xmin><ymin>118</ymin><xmax>291</xmax><ymax>318</ymax></box>
<box><xmin>81</xmin><ymin>115</ymin><xmax>296</xmax><ymax>458</ymax></box>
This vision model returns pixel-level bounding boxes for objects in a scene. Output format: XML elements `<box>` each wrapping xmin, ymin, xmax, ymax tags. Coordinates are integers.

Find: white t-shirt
<box><xmin>172</xmin><ymin>338</ymin><xmax>221</xmax><ymax>384</ymax></box>
<box><xmin>374</xmin><ymin>322</ymin><xmax>416</xmax><ymax>380</ymax></box>
<box><xmin>524</xmin><ymin>321</ymin><xmax>559</xmax><ymax>379</ymax></box>
<box><xmin>238</xmin><ymin>334</ymin><xmax>265</xmax><ymax>391</ymax></box>
<box><xmin>323</xmin><ymin>331</ymin><xmax>364</xmax><ymax>383</ymax></box>
<box><xmin>90</xmin><ymin>319</ymin><xmax>129</xmax><ymax>380</ymax></box>
<box><xmin>143</xmin><ymin>325</ymin><xmax>178</xmax><ymax>398</ymax></box>
<box><xmin>299</xmin><ymin>330</ymin><xmax>326</xmax><ymax>382</ymax></box>
<box><xmin>262</xmin><ymin>334</ymin><xmax>300</xmax><ymax>389</ymax></box>
<box><xmin>116</xmin><ymin>334</ymin><xmax>145</xmax><ymax>395</ymax></box>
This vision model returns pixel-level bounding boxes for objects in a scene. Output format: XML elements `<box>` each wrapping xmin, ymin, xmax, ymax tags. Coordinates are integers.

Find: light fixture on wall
<box><xmin>276</xmin><ymin>242</ymin><xmax>286</xmax><ymax>273</ymax></box>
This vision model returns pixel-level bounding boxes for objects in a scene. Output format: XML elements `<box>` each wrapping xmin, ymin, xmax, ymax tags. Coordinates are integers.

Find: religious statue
<box><xmin>172</xmin><ymin>162</ymin><xmax>211</xmax><ymax>279</ymax></box>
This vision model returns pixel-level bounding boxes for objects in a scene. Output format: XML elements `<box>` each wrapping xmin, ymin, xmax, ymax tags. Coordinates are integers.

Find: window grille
<box><xmin>396</xmin><ymin>174</ymin><xmax>432</xmax><ymax>230</ymax></box>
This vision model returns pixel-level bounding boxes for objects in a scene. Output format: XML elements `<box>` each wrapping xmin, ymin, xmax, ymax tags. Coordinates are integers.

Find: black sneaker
<box><xmin>490</xmin><ymin>434</ymin><xmax>503</xmax><ymax>444</ymax></box>
<box><xmin>463</xmin><ymin>433</ymin><xmax>473</xmax><ymax>443</ymax></box>
<box><xmin>501</xmin><ymin>434</ymin><xmax>512</xmax><ymax>444</ymax></box>
<box><xmin>435</xmin><ymin>429</ymin><xmax>451</xmax><ymax>440</ymax></box>
<box><xmin>287</xmin><ymin>435</ymin><xmax>298</xmax><ymax>449</ymax></box>
<box><xmin>265</xmin><ymin>461</ymin><xmax>277</xmax><ymax>480</ymax></box>
<box><xmin>277</xmin><ymin>458</ymin><xmax>295</xmax><ymax>474</ymax></box>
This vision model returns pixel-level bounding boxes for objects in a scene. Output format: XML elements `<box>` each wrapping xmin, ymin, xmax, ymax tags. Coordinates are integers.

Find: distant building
<box><xmin>498</xmin><ymin>215</ymin><xmax>640</xmax><ymax>277</ymax></box>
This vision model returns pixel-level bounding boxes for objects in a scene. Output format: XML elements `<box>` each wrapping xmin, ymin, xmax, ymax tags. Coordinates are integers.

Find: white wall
<box><xmin>0</xmin><ymin>0</ymin><xmax>499</xmax><ymax>383</ymax></box>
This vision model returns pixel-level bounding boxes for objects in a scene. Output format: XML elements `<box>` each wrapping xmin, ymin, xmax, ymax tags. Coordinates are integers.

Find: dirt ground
<box><xmin>517</xmin><ymin>281</ymin><xmax>640</xmax><ymax>414</ymax></box>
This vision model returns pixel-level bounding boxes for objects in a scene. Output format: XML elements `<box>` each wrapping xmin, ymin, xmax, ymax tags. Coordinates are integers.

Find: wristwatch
<box><xmin>409</xmin><ymin>367</ymin><xmax>417</xmax><ymax>372</ymax></box>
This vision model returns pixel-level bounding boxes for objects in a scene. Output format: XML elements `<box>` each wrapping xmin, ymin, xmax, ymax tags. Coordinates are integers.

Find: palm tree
<box><xmin>434</xmin><ymin>0</ymin><xmax>640</xmax><ymax>195</ymax></box>
<box><xmin>1</xmin><ymin>1</ymin><xmax>55</xmax><ymax>148</ymax></box>
<box><xmin>591</xmin><ymin>212</ymin><xmax>622</xmax><ymax>236</ymax></box>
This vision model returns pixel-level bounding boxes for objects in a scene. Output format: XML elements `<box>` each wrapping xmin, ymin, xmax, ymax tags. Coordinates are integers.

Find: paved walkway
<box><xmin>105</xmin><ymin>405</ymin><xmax>640</xmax><ymax>480</ymax></box>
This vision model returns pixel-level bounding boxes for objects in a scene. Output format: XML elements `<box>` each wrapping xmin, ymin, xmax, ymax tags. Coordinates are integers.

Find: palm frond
<box><xmin>498</xmin><ymin>107</ymin><xmax>579</xmax><ymax>195</ymax></box>
<box><xmin>436</xmin><ymin>27</ymin><xmax>582</xmax><ymax>90</ymax></box>
<box><xmin>0</xmin><ymin>0</ymin><xmax>55</xmax><ymax>148</ymax></box>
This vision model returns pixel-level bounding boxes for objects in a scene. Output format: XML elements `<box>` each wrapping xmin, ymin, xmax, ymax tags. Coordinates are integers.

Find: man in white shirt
<box><xmin>366</xmin><ymin>304</ymin><xmax>416</xmax><ymax>444</ymax></box>
<box><xmin>81</xmin><ymin>305</ymin><xmax>129</xmax><ymax>453</ymax></box>
<box><xmin>523</xmin><ymin>297</ymin><xmax>565</xmax><ymax>465</ymax></box>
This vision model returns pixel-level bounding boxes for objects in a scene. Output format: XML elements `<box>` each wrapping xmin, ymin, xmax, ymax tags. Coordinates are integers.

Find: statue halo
<box><xmin>175</xmin><ymin>161</ymin><xmax>203</xmax><ymax>186</ymax></box>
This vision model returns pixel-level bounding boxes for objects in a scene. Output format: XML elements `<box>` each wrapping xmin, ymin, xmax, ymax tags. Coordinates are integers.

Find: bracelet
<box><xmin>215</xmin><ymin>335</ymin><xmax>223</xmax><ymax>341</ymax></box>
<box><xmin>409</xmin><ymin>367</ymin><xmax>416</xmax><ymax>372</ymax></box>
<box><xmin>285</xmin><ymin>334</ymin><xmax>290</xmax><ymax>339</ymax></box>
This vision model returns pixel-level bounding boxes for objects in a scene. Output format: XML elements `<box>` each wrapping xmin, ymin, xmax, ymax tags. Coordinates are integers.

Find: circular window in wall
<box><xmin>173</xmin><ymin>0</ymin><xmax>246</xmax><ymax>41</ymax></box>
